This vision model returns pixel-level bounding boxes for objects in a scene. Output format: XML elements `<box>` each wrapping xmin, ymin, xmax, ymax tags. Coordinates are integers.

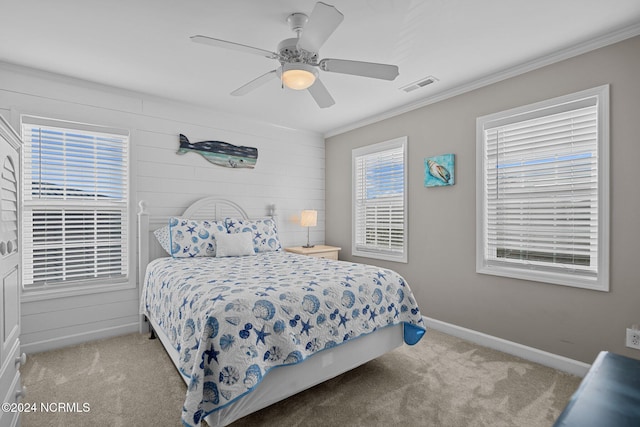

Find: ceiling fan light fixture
<box><xmin>282</xmin><ymin>63</ymin><xmax>317</xmax><ymax>90</ymax></box>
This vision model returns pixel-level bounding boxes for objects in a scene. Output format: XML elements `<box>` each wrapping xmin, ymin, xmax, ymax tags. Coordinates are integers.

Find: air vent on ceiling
<box><xmin>400</xmin><ymin>76</ymin><xmax>439</xmax><ymax>93</ymax></box>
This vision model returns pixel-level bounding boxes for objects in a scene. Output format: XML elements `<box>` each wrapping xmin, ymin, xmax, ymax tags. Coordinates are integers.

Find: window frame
<box><xmin>352</xmin><ymin>136</ymin><xmax>408</xmax><ymax>263</ymax></box>
<box><xmin>476</xmin><ymin>85</ymin><xmax>610</xmax><ymax>291</ymax></box>
<box><xmin>20</xmin><ymin>115</ymin><xmax>132</xmax><ymax>299</ymax></box>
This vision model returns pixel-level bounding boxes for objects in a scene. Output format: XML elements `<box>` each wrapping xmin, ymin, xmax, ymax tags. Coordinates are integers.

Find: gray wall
<box><xmin>326</xmin><ymin>35</ymin><xmax>640</xmax><ymax>363</ymax></box>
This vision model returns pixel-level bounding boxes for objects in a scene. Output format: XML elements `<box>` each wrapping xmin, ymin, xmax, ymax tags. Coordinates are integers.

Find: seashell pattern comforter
<box><xmin>141</xmin><ymin>251</ymin><xmax>425</xmax><ymax>427</ymax></box>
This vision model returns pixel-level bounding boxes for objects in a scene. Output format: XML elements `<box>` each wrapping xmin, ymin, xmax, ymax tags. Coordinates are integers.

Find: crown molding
<box><xmin>325</xmin><ymin>22</ymin><xmax>640</xmax><ymax>138</ymax></box>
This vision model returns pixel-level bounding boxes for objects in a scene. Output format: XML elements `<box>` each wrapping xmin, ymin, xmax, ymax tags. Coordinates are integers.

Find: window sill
<box><xmin>477</xmin><ymin>264</ymin><xmax>608</xmax><ymax>292</ymax></box>
<box><xmin>352</xmin><ymin>249</ymin><xmax>407</xmax><ymax>264</ymax></box>
<box><xmin>21</xmin><ymin>278</ymin><xmax>136</xmax><ymax>302</ymax></box>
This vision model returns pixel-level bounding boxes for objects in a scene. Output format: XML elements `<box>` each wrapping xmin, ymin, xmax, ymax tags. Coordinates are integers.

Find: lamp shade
<box><xmin>300</xmin><ymin>210</ymin><xmax>318</xmax><ymax>227</ymax></box>
<box><xmin>282</xmin><ymin>64</ymin><xmax>317</xmax><ymax>90</ymax></box>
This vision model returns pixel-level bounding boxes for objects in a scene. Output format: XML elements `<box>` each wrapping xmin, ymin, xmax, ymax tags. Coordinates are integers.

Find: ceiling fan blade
<box><xmin>319</xmin><ymin>58</ymin><xmax>399</xmax><ymax>80</ymax></box>
<box><xmin>307</xmin><ymin>78</ymin><xmax>335</xmax><ymax>108</ymax></box>
<box><xmin>190</xmin><ymin>35</ymin><xmax>278</xmax><ymax>59</ymax></box>
<box><xmin>231</xmin><ymin>70</ymin><xmax>279</xmax><ymax>96</ymax></box>
<box><xmin>297</xmin><ymin>2</ymin><xmax>344</xmax><ymax>53</ymax></box>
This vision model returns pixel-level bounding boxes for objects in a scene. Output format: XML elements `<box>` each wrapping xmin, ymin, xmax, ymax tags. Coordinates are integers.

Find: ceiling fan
<box><xmin>190</xmin><ymin>1</ymin><xmax>399</xmax><ymax>108</ymax></box>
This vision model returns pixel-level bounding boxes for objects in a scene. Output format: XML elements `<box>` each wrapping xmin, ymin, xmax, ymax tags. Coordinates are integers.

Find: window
<box><xmin>21</xmin><ymin>116</ymin><xmax>130</xmax><ymax>291</ymax></box>
<box><xmin>352</xmin><ymin>137</ymin><xmax>407</xmax><ymax>263</ymax></box>
<box><xmin>476</xmin><ymin>85</ymin><xmax>609</xmax><ymax>291</ymax></box>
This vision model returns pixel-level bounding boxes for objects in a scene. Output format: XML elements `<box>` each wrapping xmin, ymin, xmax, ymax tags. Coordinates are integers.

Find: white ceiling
<box><xmin>2</xmin><ymin>1</ymin><xmax>640</xmax><ymax>135</ymax></box>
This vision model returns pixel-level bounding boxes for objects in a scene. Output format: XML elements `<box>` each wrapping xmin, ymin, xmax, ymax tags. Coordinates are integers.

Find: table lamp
<box><xmin>300</xmin><ymin>210</ymin><xmax>317</xmax><ymax>248</ymax></box>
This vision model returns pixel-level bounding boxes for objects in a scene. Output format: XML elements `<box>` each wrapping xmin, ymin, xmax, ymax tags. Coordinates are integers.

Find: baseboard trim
<box><xmin>424</xmin><ymin>317</ymin><xmax>590</xmax><ymax>377</ymax></box>
<box><xmin>22</xmin><ymin>322</ymin><xmax>140</xmax><ymax>354</ymax></box>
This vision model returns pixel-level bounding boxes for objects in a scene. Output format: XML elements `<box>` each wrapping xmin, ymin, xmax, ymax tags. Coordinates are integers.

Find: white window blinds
<box><xmin>352</xmin><ymin>137</ymin><xmax>407</xmax><ymax>263</ymax></box>
<box><xmin>477</xmin><ymin>86</ymin><xmax>609</xmax><ymax>291</ymax></box>
<box><xmin>22</xmin><ymin>116</ymin><xmax>129</xmax><ymax>288</ymax></box>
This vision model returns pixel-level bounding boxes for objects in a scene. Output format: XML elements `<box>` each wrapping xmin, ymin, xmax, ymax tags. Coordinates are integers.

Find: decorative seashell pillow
<box><xmin>168</xmin><ymin>217</ymin><xmax>227</xmax><ymax>258</ymax></box>
<box><xmin>225</xmin><ymin>218</ymin><xmax>282</xmax><ymax>253</ymax></box>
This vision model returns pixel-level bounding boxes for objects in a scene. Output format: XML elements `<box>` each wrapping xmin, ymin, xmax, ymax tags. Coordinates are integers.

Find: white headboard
<box><xmin>181</xmin><ymin>196</ymin><xmax>249</xmax><ymax>220</ymax></box>
<box><xmin>139</xmin><ymin>196</ymin><xmax>250</xmax><ymax>261</ymax></box>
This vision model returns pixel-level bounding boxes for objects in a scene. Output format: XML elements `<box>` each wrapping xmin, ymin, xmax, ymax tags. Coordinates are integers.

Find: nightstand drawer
<box><xmin>284</xmin><ymin>245</ymin><xmax>341</xmax><ymax>260</ymax></box>
<box><xmin>307</xmin><ymin>251</ymin><xmax>338</xmax><ymax>260</ymax></box>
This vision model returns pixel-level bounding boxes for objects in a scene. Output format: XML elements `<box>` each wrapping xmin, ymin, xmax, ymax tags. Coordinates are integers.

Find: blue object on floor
<box><xmin>553</xmin><ymin>351</ymin><xmax>640</xmax><ymax>426</ymax></box>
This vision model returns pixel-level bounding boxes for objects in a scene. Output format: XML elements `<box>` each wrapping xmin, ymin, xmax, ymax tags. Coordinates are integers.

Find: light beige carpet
<box><xmin>21</xmin><ymin>329</ymin><xmax>581</xmax><ymax>426</ymax></box>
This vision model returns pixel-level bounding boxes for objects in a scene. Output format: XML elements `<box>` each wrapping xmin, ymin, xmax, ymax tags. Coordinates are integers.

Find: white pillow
<box><xmin>215</xmin><ymin>232</ymin><xmax>255</xmax><ymax>257</ymax></box>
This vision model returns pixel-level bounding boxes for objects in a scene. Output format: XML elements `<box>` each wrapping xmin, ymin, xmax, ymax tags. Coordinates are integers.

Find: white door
<box><xmin>0</xmin><ymin>116</ymin><xmax>22</xmax><ymax>427</ymax></box>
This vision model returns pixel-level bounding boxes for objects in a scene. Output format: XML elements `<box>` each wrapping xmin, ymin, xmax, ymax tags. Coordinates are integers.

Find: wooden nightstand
<box><xmin>284</xmin><ymin>245</ymin><xmax>341</xmax><ymax>260</ymax></box>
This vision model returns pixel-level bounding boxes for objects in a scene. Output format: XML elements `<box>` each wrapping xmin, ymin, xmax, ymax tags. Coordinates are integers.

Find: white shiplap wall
<box><xmin>0</xmin><ymin>62</ymin><xmax>325</xmax><ymax>353</ymax></box>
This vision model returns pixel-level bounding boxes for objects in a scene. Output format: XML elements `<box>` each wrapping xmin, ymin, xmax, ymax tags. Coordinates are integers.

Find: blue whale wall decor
<box><xmin>177</xmin><ymin>134</ymin><xmax>258</xmax><ymax>168</ymax></box>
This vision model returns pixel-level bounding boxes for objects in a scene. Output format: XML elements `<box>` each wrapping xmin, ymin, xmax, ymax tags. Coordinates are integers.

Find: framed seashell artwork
<box><xmin>424</xmin><ymin>153</ymin><xmax>455</xmax><ymax>187</ymax></box>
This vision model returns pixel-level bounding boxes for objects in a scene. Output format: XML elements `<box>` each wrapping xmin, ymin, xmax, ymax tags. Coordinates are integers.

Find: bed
<box><xmin>138</xmin><ymin>197</ymin><xmax>425</xmax><ymax>427</ymax></box>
